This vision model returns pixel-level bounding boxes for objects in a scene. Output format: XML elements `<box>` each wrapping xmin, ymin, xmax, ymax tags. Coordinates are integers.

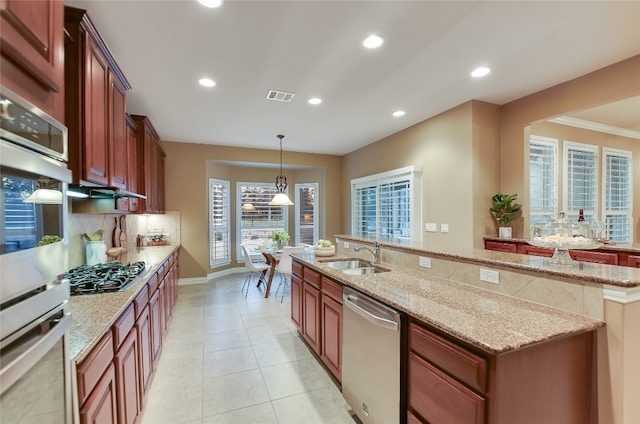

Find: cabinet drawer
<box><xmin>76</xmin><ymin>331</ymin><xmax>114</xmax><ymax>405</ymax></box>
<box><xmin>409</xmin><ymin>352</ymin><xmax>485</xmax><ymax>424</ymax></box>
<box><xmin>292</xmin><ymin>260</ymin><xmax>303</xmax><ymax>278</ymax></box>
<box><xmin>134</xmin><ymin>284</ymin><xmax>149</xmax><ymax>318</ymax></box>
<box><xmin>484</xmin><ymin>240</ymin><xmax>517</xmax><ymax>253</ymax></box>
<box><xmin>410</xmin><ymin>323</ymin><xmax>487</xmax><ymax>393</ymax></box>
<box><xmin>303</xmin><ymin>267</ymin><xmax>321</xmax><ymax>289</ymax></box>
<box><xmin>147</xmin><ymin>272</ymin><xmax>159</xmax><ymax>294</ymax></box>
<box><xmin>322</xmin><ymin>277</ymin><xmax>343</xmax><ymax>303</ymax></box>
<box><xmin>113</xmin><ymin>303</ymin><xmax>135</xmax><ymax>349</ymax></box>
<box><xmin>569</xmin><ymin>249</ymin><xmax>618</xmax><ymax>265</ymax></box>
<box><xmin>518</xmin><ymin>244</ymin><xmax>554</xmax><ymax>258</ymax></box>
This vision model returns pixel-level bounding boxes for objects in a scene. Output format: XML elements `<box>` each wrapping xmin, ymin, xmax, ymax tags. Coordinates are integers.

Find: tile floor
<box><xmin>138</xmin><ymin>272</ymin><xmax>355</xmax><ymax>424</ymax></box>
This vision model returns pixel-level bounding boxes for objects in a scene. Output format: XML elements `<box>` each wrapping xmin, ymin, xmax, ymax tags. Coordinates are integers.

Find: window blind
<box><xmin>563</xmin><ymin>141</ymin><xmax>598</xmax><ymax>223</ymax></box>
<box><xmin>529</xmin><ymin>136</ymin><xmax>558</xmax><ymax>226</ymax></box>
<box><xmin>238</xmin><ymin>183</ymin><xmax>287</xmax><ymax>257</ymax></box>
<box><xmin>209</xmin><ymin>179</ymin><xmax>230</xmax><ymax>267</ymax></box>
<box><xmin>603</xmin><ymin>148</ymin><xmax>632</xmax><ymax>243</ymax></box>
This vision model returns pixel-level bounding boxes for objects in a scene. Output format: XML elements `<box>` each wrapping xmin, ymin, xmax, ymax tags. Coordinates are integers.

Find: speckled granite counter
<box><xmin>293</xmin><ymin>250</ymin><xmax>603</xmax><ymax>355</ymax></box>
<box><xmin>68</xmin><ymin>245</ymin><xmax>178</xmax><ymax>362</ymax></box>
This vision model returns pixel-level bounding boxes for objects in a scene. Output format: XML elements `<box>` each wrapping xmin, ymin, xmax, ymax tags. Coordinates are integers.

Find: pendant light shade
<box><xmin>269</xmin><ymin>134</ymin><xmax>294</xmax><ymax>206</ymax></box>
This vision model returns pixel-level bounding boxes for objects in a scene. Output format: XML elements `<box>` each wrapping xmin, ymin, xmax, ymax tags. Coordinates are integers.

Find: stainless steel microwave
<box><xmin>0</xmin><ymin>85</ymin><xmax>67</xmax><ymax>162</ymax></box>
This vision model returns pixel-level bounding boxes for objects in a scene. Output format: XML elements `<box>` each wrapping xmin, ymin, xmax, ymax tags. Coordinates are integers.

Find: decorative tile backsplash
<box><xmin>68</xmin><ymin>211</ymin><xmax>180</xmax><ymax>268</ymax></box>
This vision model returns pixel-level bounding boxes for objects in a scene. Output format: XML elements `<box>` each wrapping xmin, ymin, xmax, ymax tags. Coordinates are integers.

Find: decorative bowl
<box><xmin>314</xmin><ymin>246</ymin><xmax>336</xmax><ymax>257</ymax></box>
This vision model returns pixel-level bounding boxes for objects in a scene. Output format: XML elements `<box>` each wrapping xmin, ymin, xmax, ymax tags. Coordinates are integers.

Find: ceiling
<box><xmin>64</xmin><ymin>1</ymin><xmax>640</xmax><ymax>155</ymax></box>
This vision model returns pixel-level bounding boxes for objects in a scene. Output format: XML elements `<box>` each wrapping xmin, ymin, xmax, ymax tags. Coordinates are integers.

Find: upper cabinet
<box><xmin>64</xmin><ymin>6</ymin><xmax>132</xmax><ymax>187</ymax></box>
<box><xmin>131</xmin><ymin>115</ymin><xmax>165</xmax><ymax>214</ymax></box>
<box><xmin>0</xmin><ymin>0</ymin><xmax>65</xmax><ymax>123</ymax></box>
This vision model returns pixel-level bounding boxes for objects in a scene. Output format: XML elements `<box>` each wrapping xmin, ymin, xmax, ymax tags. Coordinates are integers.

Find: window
<box><xmin>603</xmin><ymin>147</ymin><xmax>632</xmax><ymax>243</ymax></box>
<box><xmin>209</xmin><ymin>179</ymin><xmax>230</xmax><ymax>267</ymax></box>
<box><xmin>237</xmin><ymin>182</ymin><xmax>288</xmax><ymax>258</ymax></box>
<box><xmin>2</xmin><ymin>176</ymin><xmax>38</xmax><ymax>252</ymax></box>
<box><xmin>563</xmin><ymin>141</ymin><xmax>598</xmax><ymax>223</ymax></box>
<box><xmin>529</xmin><ymin>136</ymin><xmax>558</xmax><ymax>226</ymax></box>
<box><xmin>294</xmin><ymin>183</ymin><xmax>318</xmax><ymax>245</ymax></box>
<box><xmin>351</xmin><ymin>166</ymin><xmax>422</xmax><ymax>241</ymax></box>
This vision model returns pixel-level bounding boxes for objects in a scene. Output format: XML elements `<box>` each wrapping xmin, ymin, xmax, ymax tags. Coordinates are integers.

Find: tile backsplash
<box><xmin>68</xmin><ymin>211</ymin><xmax>180</xmax><ymax>268</ymax></box>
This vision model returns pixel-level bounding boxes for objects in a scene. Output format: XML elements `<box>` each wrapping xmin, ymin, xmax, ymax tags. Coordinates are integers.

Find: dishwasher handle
<box><xmin>344</xmin><ymin>291</ymin><xmax>399</xmax><ymax>332</ymax></box>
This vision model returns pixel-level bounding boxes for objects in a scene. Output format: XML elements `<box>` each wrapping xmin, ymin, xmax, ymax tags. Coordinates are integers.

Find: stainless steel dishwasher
<box><xmin>342</xmin><ymin>287</ymin><xmax>401</xmax><ymax>424</ymax></box>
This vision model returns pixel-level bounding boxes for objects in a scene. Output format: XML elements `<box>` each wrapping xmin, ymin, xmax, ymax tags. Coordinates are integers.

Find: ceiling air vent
<box><xmin>266</xmin><ymin>89</ymin><xmax>295</xmax><ymax>102</ymax></box>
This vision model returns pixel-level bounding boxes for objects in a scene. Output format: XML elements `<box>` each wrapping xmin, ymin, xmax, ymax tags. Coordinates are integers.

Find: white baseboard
<box><xmin>177</xmin><ymin>267</ymin><xmax>247</xmax><ymax>286</ymax></box>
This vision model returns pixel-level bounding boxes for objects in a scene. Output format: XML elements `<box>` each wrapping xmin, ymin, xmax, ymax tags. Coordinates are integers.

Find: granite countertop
<box><xmin>338</xmin><ymin>235</ymin><xmax>640</xmax><ymax>288</ymax></box>
<box><xmin>67</xmin><ymin>245</ymin><xmax>178</xmax><ymax>362</ymax></box>
<box><xmin>294</xmin><ymin>251</ymin><xmax>604</xmax><ymax>355</ymax></box>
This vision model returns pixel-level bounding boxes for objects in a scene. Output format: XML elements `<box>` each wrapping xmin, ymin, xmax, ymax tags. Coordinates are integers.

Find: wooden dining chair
<box><xmin>274</xmin><ymin>246</ymin><xmax>306</xmax><ymax>302</ymax></box>
<box><xmin>240</xmin><ymin>245</ymin><xmax>270</xmax><ymax>298</ymax></box>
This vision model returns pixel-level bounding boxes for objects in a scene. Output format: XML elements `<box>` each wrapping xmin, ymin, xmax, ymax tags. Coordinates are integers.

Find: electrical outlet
<box><xmin>419</xmin><ymin>257</ymin><xmax>432</xmax><ymax>268</ymax></box>
<box><xmin>425</xmin><ymin>223</ymin><xmax>437</xmax><ymax>232</ymax></box>
<box><xmin>344</xmin><ymin>241</ymin><xmax>350</xmax><ymax>249</ymax></box>
<box><xmin>441</xmin><ymin>223</ymin><xmax>449</xmax><ymax>233</ymax></box>
<box><xmin>480</xmin><ymin>268</ymin><xmax>499</xmax><ymax>284</ymax></box>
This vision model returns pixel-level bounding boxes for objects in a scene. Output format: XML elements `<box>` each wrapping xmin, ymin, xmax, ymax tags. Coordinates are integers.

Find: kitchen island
<box><xmin>67</xmin><ymin>245</ymin><xmax>179</xmax><ymax>424</ymax></box>
<box><xmin>292</xmin><ymin>235</ymin><xmax>639</xmax><ymax>424</ymax></box>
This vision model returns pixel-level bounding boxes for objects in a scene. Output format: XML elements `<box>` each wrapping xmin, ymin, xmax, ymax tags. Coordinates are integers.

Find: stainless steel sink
<box><xmin>341</xmin><ymin>267</ymin><xmax>386</xmax><ymax>275</ymax></box>
<box><xmin>323</xmin><ymin>260</ymin><xmax>372</xmax><ymax>270</ymax></box>
<box><xmin>320</xmin><ymin>259</ymin><xmax>390</xmax><ymax>275</ymax></box>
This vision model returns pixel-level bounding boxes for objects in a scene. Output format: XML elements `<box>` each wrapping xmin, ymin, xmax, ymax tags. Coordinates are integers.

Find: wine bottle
<box><xmin>578</xmin><ymin>209</ymin><xmax>585</xmax><ymax>222</ymax></box>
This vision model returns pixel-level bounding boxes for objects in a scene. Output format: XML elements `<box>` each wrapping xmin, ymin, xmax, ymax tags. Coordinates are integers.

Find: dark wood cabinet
<box><xmin>1</xmin><ymin>0</ymin><xmax>65</xmax><ymax>122</ymax></box>
<box><xmin>302</xmin><ymin>282</ymin><xmax>321</xmax><ymax>354</ymax></box>
<box><xmin>115</xmin><ymin>327</ymin><xmax>141</xmax><ymax>424</ymax></box>
<box><xmin>149</xmin><ymin>284</ymin><xmax>163</xmax><ymax>364</ymax></box>
<box><xmin>628</xmin><ymin>255</ymin><xmax>640</xmax><ymax>267</ymax></box>
<box><xmin>290</xmin><ymin>274</ymin><xmax>303</xmax><ymax>332</ymax></box>
<box><xmin>320</xmin><ymin>288</ymin><xmax>342</xmax><ymax>381</ymax></box>
<box><xmin>484</xmin><ymin>240</ymin><xmax>517</xmax><ymax>253</ymax></box>
<box><xmin>407</xmin><ymin>320</ymin><xmax>595</xmax><ymax>424</ymax></box>
<box><xmin>125</xmin><ymin>114</ymin><xmax>140</xmax><ymax>212</ymax></box>
<box><xmin>79</xmin><ymin>363</ymin><xmax>118</xmax><ymax>424</ymax></box>
<box><xmin>131</xmin><ymin>115</ymin><xmax>165</xmax><ymax>213</ymax></box>
<box><xmin>64</xmin><ymin>6</ymin><xmax>131</xmax><ymax>187</ymax></box>
<box><xmin>569</xmin><ymin>249</ymin><xmax>618</xmax><ymax>265</ymax></box>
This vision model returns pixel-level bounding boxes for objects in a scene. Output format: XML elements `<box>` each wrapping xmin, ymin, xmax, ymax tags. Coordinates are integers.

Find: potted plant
<box><xmin>489</xmin><ymin>193</ymin><xmax>522</xmax><ymax>238</ymax></box>
<box><xmin>271</xmin><ymin>229</ymin><xmax>290</xmax><ymax>249</ymax></box>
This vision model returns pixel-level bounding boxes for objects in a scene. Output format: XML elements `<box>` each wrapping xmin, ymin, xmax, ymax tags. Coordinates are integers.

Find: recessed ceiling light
<box><xmin>392</xmin><ymin>110</ymin><xmax>406</xmax><ymax>117</ymax></box>
<box><xmin>308</xmin><ymin>97</ymin><xmax>322</xmax><ymax>105</ymax></box>
<box><xmin>198</xmin><ymin>0</ymin><xmax>222</xmax><ymax>8</ymax></box>
<box><xmin>363</xmin><ymin>34</ymin><xmax>384</xmax><ymax>49</ymax></box>
<box><xmin>199</xmin><ymin>78</ymin><xmax>216</xmax><ymax>87</ymax></box>
<box><xmin>471</xmin><ymin>66</ymin><xmax>491</xmax><ymax>78</ymax></box>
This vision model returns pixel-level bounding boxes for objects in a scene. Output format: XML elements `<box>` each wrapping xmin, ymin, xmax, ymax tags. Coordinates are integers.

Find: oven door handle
<box><xmin>0</xmin><ymin>311</ymin><xmax>71</xmax><ymax>394</ymax></box>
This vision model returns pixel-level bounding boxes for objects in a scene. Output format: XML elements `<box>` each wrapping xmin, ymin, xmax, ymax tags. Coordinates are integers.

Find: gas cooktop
<box><xmin>64</xmin><ymin>261</ymin><xmax>147</xmax><ymax>295</ymax></box>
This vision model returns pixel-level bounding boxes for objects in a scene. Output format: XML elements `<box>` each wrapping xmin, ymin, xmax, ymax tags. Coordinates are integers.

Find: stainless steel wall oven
<box><xmin>0</xmin><ymin>85</ymin><xmax>72</xmax><ymax>424</ymax></box>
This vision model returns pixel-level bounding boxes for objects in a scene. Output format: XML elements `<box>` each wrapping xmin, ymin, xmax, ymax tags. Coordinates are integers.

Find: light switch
<box><xmin>425</xmin><ymin>223</ymin><xmax>437</xmax><ymax>232</ymax></box>
<box><xmin>440</xmin><ymin>223</ymin><xmax>449</xmax><ymax>233</ymax></box>
<box><xmin>344</xmin><ymin>241</ymin><xmax>350</xmax><ymax>249</ymax></box>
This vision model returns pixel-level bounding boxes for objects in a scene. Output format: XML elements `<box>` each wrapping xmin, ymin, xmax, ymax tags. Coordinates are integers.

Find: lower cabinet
<box><xmin>75</xmin><ymin>251</ymin><xmax>179</xmax><ymax>424</ymax></box>
<box><xmin>291</xmin><ymin>260</ymin><xmax>343</xmax><ymax>383</ymax></box>
<box><xmin>408</xmin><ymin>320</ymin><xmax>595</xmax><ymax>424</ymax></box>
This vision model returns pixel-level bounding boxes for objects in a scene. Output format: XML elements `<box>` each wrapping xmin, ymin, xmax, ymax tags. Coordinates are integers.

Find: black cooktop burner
<box><xmin>64</xmin><ymin>261</ymin><xmax>147</xmax><ymax>295</ymax></box>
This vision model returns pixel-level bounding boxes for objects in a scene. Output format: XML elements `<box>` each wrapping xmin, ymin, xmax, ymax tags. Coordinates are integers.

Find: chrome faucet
<box><xmin>354</xmin><ymin>241</ymin><xmax>381</xmax><ymax>264</ymax></box>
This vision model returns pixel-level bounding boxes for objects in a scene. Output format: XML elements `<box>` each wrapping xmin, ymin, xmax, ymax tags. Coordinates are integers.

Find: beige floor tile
<box><xmin>202</xmin><ymin>369</ymin><xmax>271</xmax><ymax>417</ymax></box>
<box><xmin>203</xmin><ymin>328</ymin><xmax>251</xmax><ymax>352</ymax></box>
<box><xmin>203</xmin><ymin>345</ymin><xmax>259</xmax><ymax>377</ymax></box>
<box><xmin>252</xmin><ymin>334</ymin><xmax>312</xmax><ymax>368</ymax></box>
<box><xmin>271</xmin><ymin>387</ymin><xmax>354</xmax><ymax>424</ymax></box>
<box><xmin>261</xmin><ymin>358</ymin><xmax>333</xmax><ymax>400</ymax></box>
<box><xmin>201</xmin><ymin>402</ymin><xmax>278</xmax><ymax>424</ymax></box>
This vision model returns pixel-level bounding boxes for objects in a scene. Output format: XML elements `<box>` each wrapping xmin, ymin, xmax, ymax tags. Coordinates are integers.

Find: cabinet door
<box><xmin>115</xmin><ymin>328</ymin><xmax>141</xmax><ymax>424</ymax></box>
<box><xmin>149</xmin><ymin>289</ymin><xmax>163</xmax><ymax>364</ymax></box>
<box><xmin>83</xmin><ymin>36</ymin><xmax>109</xmax><ymax>185</ymax></box>
<box><xmin>290</xmin><ymin>274</ymin><xmax>303</xmax><ymax>332</ymax></box>
<box><xmin>409</xmin><ymin>352</ymin><xmax>485</xmax><ymax>424</ymax></box>
<box><xmin>79</xmin><ymin>363</ymin><xmax>118</xmax><ymax>424</ymax></box>
<box><xmin>569</xmin><ymin>249</ymin><xmax>618</xmax><ymax>265</ymax></box>
<box><xmin>321</xmin><ymin>294</ymin><xmax>342</xmax><ymax>381</ymax></box>
<box><xmin>628</xmin><ymin>255</ymin><xmax>640</xmax><ymax>268</ymax></box>
<box><xmin>125</xmin><ymin>114</ymin><xmax>139</xmax><ymax>211</ymax></box>
<box><xmin>518</xmin><ymin>244</ymin><xmax>554</xmax><ymax>258</ymax></box>
<box><xmin>136</xmin><ymin>304</ymin><xmax>153</xmax><ymax>396</ymax></box>
<box><xmin>109</xmin><ymin>75</ymin><xmax>127</xmax><ymax>190</ymax></box>
<box><xmin>302</xmin><ymin>282</ymin><xmax>321</xmax><ymax>354</ymax></box>
<box><xmin>0</xmin><ymin>0</ymin><xmax>65</xmax><ymax>122</ymax></box>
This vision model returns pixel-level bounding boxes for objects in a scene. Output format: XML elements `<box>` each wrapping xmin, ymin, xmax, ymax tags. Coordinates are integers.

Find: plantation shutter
<box><xmin>529</xmin><ymin>136</ymin><xmax>558</xmax><ymax>226</ymax></box>
<box><xmin>603</xmin><ymin>148</ymin><xmax>632</xmax><ymax>243</ymax></box>
<box><xmin>209</xmin><ymin>179</ymin><xmax>230</xmax><ymax>267</ymax></box>
<box><xmin>563</xmin><ymin>141</ymin><xmax>598</xmax><ymax>223</ymax></box>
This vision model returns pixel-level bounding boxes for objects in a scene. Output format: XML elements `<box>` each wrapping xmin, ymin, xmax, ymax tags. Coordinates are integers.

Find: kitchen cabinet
<box><xmin>320</xmin><ymin>277</ymin><xmax>342</xmax><ymax>382</ymax></box>
<box><xmin>131</xmin><ymin>115</ymin><xmax>165</xmax><ymax>214</ymax></box>
<box><xmin>0</xmin><ymin>0</ymin><xmax>65</xmax><ymax>122</ymax></box>
<box><xmin>290</xmin><ymin>273</ymin><xmax>303</xmax><ymax>332</ymax></box>
<box><xmin>302</xmin><ymin>267</ymin><xmax>322</xmax><ymax>354</ymax></box>
<box><xmin>74</xmin><ymin>250</ymin><xmax>179</xmax><ymax>424</ymax></box>
<box><xmin>484</xmin><ymin>237</ymin><xmax>633</xmax><ymax>267</ymax></box>
<box><xmin>629</xmin><ymin>255</ymin><xmax>640</xmax><ymax>267</ymax></box>
<box><xmin>64</xmin><ymin>6</ymin><xmax>132</xmax><ymax>187</ymax></box>
<box><xmin>408</xmin><ymin>320</ymin><xmax>594</xmax><ymax>424</ymax></box>
<box><xmin>125</xmin><ymin>114</ymin><xmax>140</xmax><ymax>212</ymax></box>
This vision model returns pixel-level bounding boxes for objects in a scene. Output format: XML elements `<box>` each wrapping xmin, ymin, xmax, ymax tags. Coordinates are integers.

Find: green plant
<box><xmin>490</xmin><ymin>193</ymin><xmax>522</xmax><ymax>225</ymax></box>
<box><xmin>36</xmin><ymin>235</ymin><xmax>62</xmax><ymax>247</ymax></box>
<box><xmin>271</xmin><ymin>229</ymin><xmax>290</xmax><ymax>242</ymax></box>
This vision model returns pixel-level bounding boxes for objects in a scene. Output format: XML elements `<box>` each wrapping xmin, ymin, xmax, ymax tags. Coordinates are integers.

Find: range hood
<box><xmin>67</xmin><ymin>184</ymin><xmax>146</xmax><ymax>200</ymax></box>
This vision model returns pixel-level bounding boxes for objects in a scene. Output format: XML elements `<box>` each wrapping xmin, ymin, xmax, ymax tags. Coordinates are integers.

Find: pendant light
<box><xmin>269</xmin><ymin>134</ymin><xmax>293</xmax><ymax>206</ymax></box>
